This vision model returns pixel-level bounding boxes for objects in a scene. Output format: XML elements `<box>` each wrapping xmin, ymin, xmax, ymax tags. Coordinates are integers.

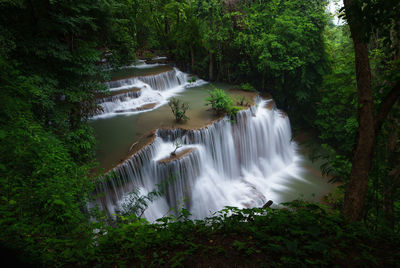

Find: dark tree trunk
<box><xmin>342</xmin><ymin>0</ymin><xmax>375</xmax><ymax>222</ymax></box>
<box><xmin>164</xmin><ymin>17</ymin><xmax>169</xmax><ymax>35</ymax></box>
<box><xmin>191</xmin><ymin>47</ymin><xmax>195</xmax><ymax>71</ymax></box>
<box><xmin>209</xmin><ymin>52</ymin><xmax>214</xmax><ymax>81</ymax></box>
<box><xmin>208</xmin><ymin>5</ymin><xmax>214</xmax><ymax>81</ymax></box>
<box><xmin>262</xmin><ymin>73</ymin><xmax>265</xmax><ymax>91</ymax></box>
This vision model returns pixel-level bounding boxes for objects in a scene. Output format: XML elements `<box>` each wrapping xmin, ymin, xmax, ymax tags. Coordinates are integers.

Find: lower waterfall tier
<box><xmin>93</xmin><ymin>99</ymin><xmax>306</xmax><ymax>221</ymax></box>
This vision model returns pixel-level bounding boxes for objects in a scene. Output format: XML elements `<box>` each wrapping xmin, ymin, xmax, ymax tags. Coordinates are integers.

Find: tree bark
<box><xmin>209</xmin><ymin>51</ymin><xmax>214</xmax><ymax>81</ymax></box>
<box><xmin>208</xmin><ymin>5</ymin><xmax>214</xmax><ymax>81</ymax></box>
<box><xmin>262</xmin><ymin>73</ymin><xmax>265</xmax><ymax>91</ymax></box>
<box><xmin>342</xmin><ymin>0</ymin><xmax>375</xmax><ymax>222</ymax></box>
<box><xmin>190</xmin><ymin>47</ymin><xmax>195</xmax><ymax>71</ymax></box>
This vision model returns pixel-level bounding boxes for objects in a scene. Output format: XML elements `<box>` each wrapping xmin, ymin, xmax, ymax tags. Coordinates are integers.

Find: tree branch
<box><xmin>374</xmin><ymin>81</ymin><xmax>400</xmax><ymax>135</ymax></box>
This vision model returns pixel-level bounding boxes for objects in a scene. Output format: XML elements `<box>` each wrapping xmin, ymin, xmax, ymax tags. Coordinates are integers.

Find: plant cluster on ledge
<box><xmin>205</xmin><ymin>88</ymin><xmax>241</xmax><ymax>119</ymax></box>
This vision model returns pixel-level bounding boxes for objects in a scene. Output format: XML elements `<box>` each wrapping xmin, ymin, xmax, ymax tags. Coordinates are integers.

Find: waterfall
<box><xmin>105</xmin><ymin>68</ymin><xmax>188</xmax><ymax>92</ymax></box>
<box><xmin>93</xmin><ymin>99</ymin><xmax>303</xmax><ymax>221</ymax></box>
<box><xmin>97</xmin><ymin>91</ymin><xmax>141</xmax><ymax>103</ymax></box>
<box><xmin>93</xmin><ymin>68</ymin><xmax>205</xmax><ymax>119</ymax></box>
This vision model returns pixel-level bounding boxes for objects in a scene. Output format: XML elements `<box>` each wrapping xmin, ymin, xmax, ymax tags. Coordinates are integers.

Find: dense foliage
<box><xmin>1</xmin><ymin>0</ymin><xmax>399</xmax><ymax>266</ymax></box>
<box><xmin>134</xmin><ymin>0</ymin><xmax>329</xmax><ymax>123</ymax></box>
<box><xmin>0</xmin><ymin>0</ymin><xmax>137</xmax><ymax>265</ymax></box>
<box><xmin>93</xmin><ymin>202</ymin><xmax>400</xmax><ymax>266</ymax></box>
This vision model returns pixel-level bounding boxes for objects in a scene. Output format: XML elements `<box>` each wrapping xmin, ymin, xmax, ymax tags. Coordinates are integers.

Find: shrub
<box><xmin>205</xmin><ymin>88</ymin><xmax>240</xmax><ymax>118</ymax></box>
<box><xmin>240</xmin><ymin>82</ymin><xmax>256</xmax><ymax>92</ymax></box>
<box><xmin>168</xmin><ymin>98</ymin><xmax>189</xmax><ymax>122</ymax></box>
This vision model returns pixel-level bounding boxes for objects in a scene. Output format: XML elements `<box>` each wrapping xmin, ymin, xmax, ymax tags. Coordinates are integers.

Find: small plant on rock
<box><xmin>171</xmin><ymin>139</ymin><xmax>183</xmax><ymax>156</ymax></box>
<box><xmin>168</xmin><ymin>98</ymin><xmax>189</xmax><ymax>122</ymax></box>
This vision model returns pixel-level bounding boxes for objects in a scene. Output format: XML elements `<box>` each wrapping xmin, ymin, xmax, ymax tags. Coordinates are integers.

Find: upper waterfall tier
<box><xmin>93</xmin><ymin>99</ymin><xmax>304</xmax><ymax>221</ymax></box>
<box><xmin>93</xmin><ymin>67</ymin><xmax>207</xmax><ymax>119</ymax></box>
<box><xmin>105</xmin><ymin>68</ymin><xmax>188</xmax><ymax>92</ymax></box>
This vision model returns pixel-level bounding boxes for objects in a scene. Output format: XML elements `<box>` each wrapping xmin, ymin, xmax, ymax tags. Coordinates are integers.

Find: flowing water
<box><xmin>91</xmin><ymin>63</ymin><xmax>334</xmax><ymax>221</ymax></box>
<box><xmin>94</xmin><ymin>67</ymin><xmax>207</xmax><ymax>119</ymax></box>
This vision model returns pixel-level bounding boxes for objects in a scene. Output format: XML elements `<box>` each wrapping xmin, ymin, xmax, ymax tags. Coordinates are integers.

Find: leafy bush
<box><xmin>168</xmin><ymin>98</ymin><xmax>189</xmax><ymax>122</ymax></box>
<box><xmin>240</xmin><ymin>83</ymin><xmax>256</xmax><ymax>92</ymax></box>
<box><xmin>205</xmin><ymin>88</ymin><xmax>240</xmax><ymax>118</ymax></box>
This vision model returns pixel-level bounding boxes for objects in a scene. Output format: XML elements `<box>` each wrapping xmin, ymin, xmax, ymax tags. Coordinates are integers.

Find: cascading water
<box><xmin>93</xmin><ymin>98</ymin><xmax>305</xmax><ymax>222</ymax></box>
<box><xmin>96</xmin><ymin>91</ymin><xmax>141</xmax><ymax>109</ymax></box>
<box><xmin>105</xmin><ymin>68</ymin><xmax>187</xmax><ymax>92</ymax></box>
<box><xmin>128</xmin><ymin>58</ymin><xmax>166</xmax><ymax>69</ymax></box>
<box><xmin>93</xmin><ymin>67</ymin><xmax>206</xmax><ymax>119</ymax></box>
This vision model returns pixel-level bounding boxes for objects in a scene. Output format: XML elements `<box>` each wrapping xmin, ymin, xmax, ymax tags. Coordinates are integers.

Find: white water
<box><xmin>96</xmin><ymin>91</ymin><xmax>142</xmax><ymax>106</ymax></box>
<box><xmin>102</xmin><ymin>59</ymin><xmax>165</xmax><ymax>71</ymax></box>
<box><xmin>132</xmin><ymin>57</ymin><xmax>167</xmax><ymax>69</ymax></box>
<box><xmin>93</xmin><ymin>68</ymin><xmax>207</xmax><ymax>119</ymax></box>
<box><xmin>94</xmin><ymin>99</ymin><xmax>306</xmax><ymax>222</ymax></box>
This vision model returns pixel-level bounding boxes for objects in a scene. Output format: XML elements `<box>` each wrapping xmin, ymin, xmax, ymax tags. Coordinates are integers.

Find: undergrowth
<box><xmin>90</xmin><ymin>201</ymin><xmax>400</xmax><ymax>267</ymax></box>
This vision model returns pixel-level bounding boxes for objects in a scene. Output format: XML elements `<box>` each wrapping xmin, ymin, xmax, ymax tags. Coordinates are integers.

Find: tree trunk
<box><xmin>209</xmin><ymin>52</ymin><xmax>214</xmax><ymax>81</ymax></box>
<box><xmin>164</xmin><ymin>17</ymin><xmax>169</xmax><ymax>35</ymax></box>
<box><xmin>342</xmin><ymin>0</ymin><xmax>375</xmax><ymax>222</ymax></box>
<box><xmin>190</xmin><ymin>47</ymin><xmax>195</xmax><ymax>71</ymax></box>
<box><xmin>208</xmin><ymin>6</ymin><xmax>214</xmax><ymax>81</ymax></box>
<box><xmin>262</xmin><ymin>73</ymin><xmax>265</xmax><ymax>91</ymax></box>
<box><xmin>342</xmin><ymin>0</ymin><xmax>400</xmax><ymax>222</ymax></box>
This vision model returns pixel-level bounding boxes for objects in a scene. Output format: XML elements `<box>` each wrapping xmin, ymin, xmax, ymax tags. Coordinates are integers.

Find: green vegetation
<box><xmin>239</xmin><ymin>83</ymin><xmax>257</xmax><ymax>92</ymax></box>
<box><xmin>132</xmin><ymin>0</ymin><xmax>328</xmax><ymax>123</ymax></box>
<box><xmin>168</xmin><ymin>98</ymin><xmax>189</xmax><ymax>122</ymax></box>
<box><xmin>188</xmin><ymin>77</ymin><xmax>197</xmax><ymax>83</ymax></box>
<box><xmin>1</xmin><ymin>0</ymin><xmax>399</xmax><ymax>266</ymax></box>
<box><xmin>0</xmin><ymin>0</ymin><xmax>136</xmax><ymax>265</ymax></box>
<box><xmin>205</xmin><ymin>88</ymin><xmax>240</xmax><ymax>118</ymax></box>
<box><xmin>91</xmin><ymin>202</ymin><xmax>400</xmax><ymax>266</ymax></box>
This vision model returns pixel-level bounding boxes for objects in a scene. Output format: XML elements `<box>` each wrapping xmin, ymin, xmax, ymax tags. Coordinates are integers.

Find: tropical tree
<box><xmin>342</xmin><ymin>0</ymin><xmax>400</xmax><ymax>222</ymax></box>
